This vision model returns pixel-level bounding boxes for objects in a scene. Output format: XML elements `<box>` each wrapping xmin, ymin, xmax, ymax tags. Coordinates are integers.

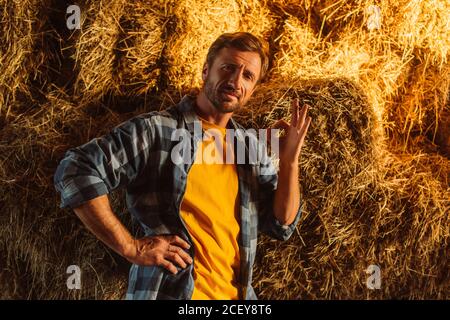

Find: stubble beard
<box><xmin>203</xmin><ymin>76</ymin><xmax>242</xmax><ymax>113</ymax></box>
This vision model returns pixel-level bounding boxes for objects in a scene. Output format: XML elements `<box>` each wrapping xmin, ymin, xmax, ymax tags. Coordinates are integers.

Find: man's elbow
<box><xmin>273</xmin><ymin>206</ymin><xmax>299</xmax><ymax>226</ymax></box>
<box><xmin>276</xmin><ymin>215</ymin><xmax>296</xmax><ymax>227</ymax></box>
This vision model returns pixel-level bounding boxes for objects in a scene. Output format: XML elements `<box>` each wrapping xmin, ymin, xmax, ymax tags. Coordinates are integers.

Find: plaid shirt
<box><xmin>54</xmin><ymin>94</ymin><xmax>303</xmax><ymax>300</ymax></box>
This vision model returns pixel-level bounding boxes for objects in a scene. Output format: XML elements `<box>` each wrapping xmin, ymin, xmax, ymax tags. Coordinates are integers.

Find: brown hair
<box><xmin>205</xmin><ymin>32</ymin><xmax>269</xmax><ymax>83</ymax></box>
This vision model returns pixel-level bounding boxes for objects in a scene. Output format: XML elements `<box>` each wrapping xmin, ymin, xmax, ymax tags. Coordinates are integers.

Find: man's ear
<box><xmin>201</xmin><ymin>63</ymin><xmax>209</xmax><ymax>81</ymax></box>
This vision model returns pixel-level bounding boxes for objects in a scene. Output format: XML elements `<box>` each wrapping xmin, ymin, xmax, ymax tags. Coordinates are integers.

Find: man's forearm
<box><xmin>273</xmin><ymin>159</ymin><xmax>301</xmax><ymax>226</ymax></box>
<box><xmin>73</xmin><ymin>194</ymin><xmax>134</xmax><ymax>258</ymax></box>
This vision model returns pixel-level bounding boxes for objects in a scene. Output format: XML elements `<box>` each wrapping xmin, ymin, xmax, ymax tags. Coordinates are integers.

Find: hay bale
<box><xmin>387</xmin><ymin>62</ymin><xmax>450</xmax><ymax>152</ymax></box>
<box><xmin>73</xmin><ymin>0</ymin><xmax>164</xmax><ymax>103</ymax></box>
<box><xmin>1</xmin><ymin>0</ymin><xmax>448</xmax><ymax>300</ymax></box>
<box><xmin>271</xmin><ymin>12</ymin><xmax>416</xmax><ymax>139</ymax></box>
<box><xmin>270</xmin><ymin>0</ymin><xmax>449</xmax><ymax>69</ymax></box>
<box><xmin>165</xmin><ymin>0</ymin><xmax>275</xmax><ymax>91</ymax></box>
<box><xmin>0</xmin><ymin>90</ymin><xmax>135</xmax><ymax>299</ymax></box>
<box><xmin>241</xmin><ymin>79</ymin><xmax>449</xmax><ymax>299</ymax></box>
<box><xmin>271</xmin><ymin>15</ymin><xmax>375</xmax><ymax>81</ymax></box>
<box><xmin>390</xmin><ymin>0</ymin><xmax>450</xmax><ymax>68</ymax></box>
<box><xmin>239</xmin><ymin>78</ymin><xmax>380</xmax><ymax>213</ymax></box>
<box><xmin>270</xmin><ymin>0</ymin><xmax>449</xmax><ymax>128</ymax></box>
<box><xmin>268</xmin><ymin>0</ymin><xmax>371</xmax><ymax>42</ymax></box>
<box><xmin>0</xmin><ymin>0</ymin><xmax>52</xmax><ymax>115</ymax></box>
<box><xmin>115</xmin><ymin>1</ymin><xmax>166</xmax><ymax>96</ymax></box>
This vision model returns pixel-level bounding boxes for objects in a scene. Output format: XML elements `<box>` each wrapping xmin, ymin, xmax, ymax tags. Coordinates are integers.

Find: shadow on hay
<box><xmin>247</xmin><ymin>78</ymin><xmax>448</xmax><ymax>299</ymax></box>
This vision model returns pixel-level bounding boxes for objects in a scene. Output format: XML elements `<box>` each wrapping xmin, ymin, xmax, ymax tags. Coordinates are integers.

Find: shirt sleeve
<box><xmin>54</xmin><ymin>114</ymin><xmax>155</xmax><ymax>209</ymax></box>
<box><xmin>256</xmin><ymin>143</ymin><xmax>303</xmax><ymax>241</ymax></box>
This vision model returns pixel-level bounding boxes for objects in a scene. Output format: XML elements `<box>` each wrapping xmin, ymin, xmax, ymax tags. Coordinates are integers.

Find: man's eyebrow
<box><xmin>222</xmin><ymin>62</ymin><xmax>256</xmax><ymax>78</ymax></box>
<box><xmin>245</xmin><ymin>69</ymin><xmax>256</xmax><ymax>78</ymax></box>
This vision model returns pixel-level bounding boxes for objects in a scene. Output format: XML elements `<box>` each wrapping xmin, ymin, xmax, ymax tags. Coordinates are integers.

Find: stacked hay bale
<box><xmin>382</xmin><ymin>0</ymin><xmax>450</xmax><ymax>158</ymax></box>
<box><xmin>115</xmin><ymin>1</ymin><xmax>166</xmax><ymax>96</ymax></box>
<box><xmin>73</xmin><ymin>0</ymin><xmax>165</xmax><ymax>107</ymax></box>
<box><xmin>0</xmin><ymin>0</ymin><xmax>52</xmax><ymax>115</ymax></box>
<box><xmin>269</xmin><ymin>0</ymin><xmax>449</xmax><ymax>152</ymax></box>
<box><xmin>0</xmin><ymin>0</ymin><xmax>448</xmax><ymax>299</ymax></box>
<box><xmin>165</xmin><ymin>0</ymin><xmax>275</xmax><ymax>91</ymax></box>
<box><xmin>242</xmin><ymin>80</ymin><xmax>448</xmax><ymax>299</ymax></box>
<box><xmin>0</xmin><ymin>0</ymin><xmax>167</xmax><ymax>298</ymax></box>
<box><xmin>0</xmin><ymin>88</ymin><xmax>134</xmax><ymax>299</ymax></box>
<box><xmin>388</xmin><ymin>63</ymin><xmax>450</xmax><ymax>154</ymax></box>
<box><xmin>250</xmin><ymin>0</ymin><xmax>449</xmax><ymax>299</ymax></box>
<box><xmin>243</xmin><ymin>79</ymin><xmax>380</xmax><ymax>299</ymax></box>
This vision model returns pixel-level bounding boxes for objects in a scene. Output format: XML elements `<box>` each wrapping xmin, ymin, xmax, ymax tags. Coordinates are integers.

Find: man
<box><xmin>54</xmin><ymin>32</ymin><xmax>311</xmax><ymax>300</ymax></box>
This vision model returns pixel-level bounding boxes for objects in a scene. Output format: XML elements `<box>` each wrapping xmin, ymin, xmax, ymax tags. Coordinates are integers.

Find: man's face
<box><xmin>202</xmin><ymin>47</ymin><xmax>261</xmax><ymax>113</ymax></box>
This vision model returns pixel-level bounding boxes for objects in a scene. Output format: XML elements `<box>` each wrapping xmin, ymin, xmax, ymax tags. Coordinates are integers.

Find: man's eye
<box><xmin>223</xmin><ymin>65</ymin><xmax>232</xmax><ymax>71</ymax></box>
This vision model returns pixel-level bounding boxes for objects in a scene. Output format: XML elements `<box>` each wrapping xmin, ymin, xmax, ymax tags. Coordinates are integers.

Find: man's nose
<box><xmin>228</xmin><ymin>67</ymin><xmax>244</xmax><ymax>89</ymax></box>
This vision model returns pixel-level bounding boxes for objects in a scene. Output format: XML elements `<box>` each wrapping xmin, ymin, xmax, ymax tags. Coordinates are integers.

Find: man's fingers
<box><xmin>159</xmin><ymin>259</ymin><xmax>178</xmax><ymax>274</ymax></box>
<box><xmin>297</xmin><ymin>104</ymin><xmax>309</xmax><ymax>130</ymax></box>
<box><xmin>271</xmin><ymin>119</ymin><xmax>290</xmax><ymax>130</ymax></box>
<box><xmin>165</xmin><ymin>252</ymin><xmax>188</xmax><ymax>269</ymax></box>
<box><xmin>170</xmin><ymin>235</ymin><xmax>190</xmax><ymax>250</ymax></box>
<box><xmin>169</xmin><ymin>245</ymin><xmax>193</xmax><ymax>264</ymax></box>
<box><xmin>269</xmin><ymin>120</ymin><xmax>290</xmax><ymax>146</ymax></box>
<box><xmin>290</xmin><ymin>99</ymin><xmax>299</xmax><ymax>126</ymax></box>
<box><xmin>300</xmin><ymin>116</ymin><xmax>312</xmax><ymax>139</ymax></box>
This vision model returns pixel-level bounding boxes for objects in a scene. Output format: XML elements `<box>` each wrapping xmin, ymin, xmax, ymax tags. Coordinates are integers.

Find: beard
<box><xmin>203</xmin><ymin>75</ymin><xmax>243</xmax><ymax>113</ymax></box>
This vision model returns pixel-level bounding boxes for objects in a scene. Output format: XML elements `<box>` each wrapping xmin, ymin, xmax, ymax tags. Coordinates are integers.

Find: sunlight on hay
<box><xmin>272</xmin><ymin>10</ymin><xmax>424</xmax><ymax>136</ymax></box>
<box><xmin>116</xmin><ymin>1</ymin><xmax>165</xmax><ymax>96</ymax></box>
<box><xmin>74</xmin><ymin>0</ymin><xmax>164</xmax><ymax>102</ymax></box>
<box><xmin>74</xmin><ymin>0</ymin><xmax>125</xmax><ymax>100</ymax></box>
<box><xmin>273</xmin><ymin>16</ymin><xmax>377</xmax><ymax>82</ymax></box>
<box><xmin>391</xmin><ymin>0</ymin><xmax>450</xmax><ymax>67</ymax></box>
<box><xmin>166</xmin><ymin>0</ymin><xmax>275</xmax><ymax>91</ymax></box>
<box><xmin>246</xmin><ymin>81</ymin><xmax>448</xmax><ymax>299</ymax></box>
<box><xmin>390</xmin><ymin>62</ymin><xmax>450</xmax><ymax>147</ymax></box>
<box><xmin>1</xmin><ymin>0</ymin><xmax>449</xmax><ymax>300</ymax></box>
<box><xmin>0</xmin><ymin>0</ymin><xmax>50</xmax><ymax>115</ymax></box>
<box><xmin>239</xmin><ymin>0</ymin><xmax>276</xmax><ymax>38</ymax></box>
<box><xmin>273</xmin><ymin>17</ymin><xmax>324</xmax><ymax>76</ymax></box>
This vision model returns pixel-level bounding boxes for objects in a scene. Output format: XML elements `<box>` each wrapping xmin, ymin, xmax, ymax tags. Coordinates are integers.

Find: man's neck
<box><xmin>195</xmin><ymin>90</ymin><xmax>232</xmax><ymax>128</ymax></box>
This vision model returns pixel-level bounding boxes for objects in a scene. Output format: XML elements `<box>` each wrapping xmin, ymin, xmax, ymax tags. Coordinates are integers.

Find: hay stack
<box><xmin>270</xmin><ymin>0</ymin><xmax>449</xmax><ymax>140</ymax></box>
<box><xmin>0</xmin><ymin>0</ymin><xmax>52</xmax><ymax>115</ymax></box>
<box><xmin>243</xmin><ymin>80</ymin><xmax>449</xmax><ymax>299</ymax></box>
<box><xmin>73</xmin><ymin>0</ymin><xmax>164</xmax><ymax>104</ymax></box>
<box><xmin>165</xmin><ymin>0</ymin><xmax>275</xmax><ymax>91</ymax></box>
<box><xmin>0</xmin><ymin>0</ymin><xmax>448</xmax><ymax>300</ymax></box>
<box><xmin>271</xmin><ymin>0</ymin><xmax>449</xmax><ymax>68</ymax></box>
<box><xmin>115</xmin><ymin>1</ymin><xmax>166</xmax><ymax>96</ymax></box>
<box><xmin>390</xmin><ymin>0</ymin><xmax>450</xmax><ymax>68</ymax></box>
<box><xmin>387</xmin><ymin>62</ymin><xmax>450</xmax><ymax>153</ymax></box>
<box><xmin>271</xmin><ymin>14</ymin><xmax>411</xmax><ymax>122</ymax></box>
<box><xmin>0</xmin><ymin>89</ymin><xmax>136</xmax><ymax>299</ymax></box>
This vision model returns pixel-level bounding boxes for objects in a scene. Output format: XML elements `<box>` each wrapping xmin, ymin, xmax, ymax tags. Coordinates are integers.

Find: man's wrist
<box><xmin>119</xmin><ymin>236</ymin><xmax>137</xmax><ymax>260</ymax></box>
<box><xmin>279</xmin><ymin>157</ymin><xmax>299</xmax><ymax>170</ymax></box>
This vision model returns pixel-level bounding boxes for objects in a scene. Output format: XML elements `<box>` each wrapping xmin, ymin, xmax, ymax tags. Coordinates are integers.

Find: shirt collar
<box><xmin>176</xmin><ymin>94</ymin><xmax>244</xmax><ymax>139</ymax></box>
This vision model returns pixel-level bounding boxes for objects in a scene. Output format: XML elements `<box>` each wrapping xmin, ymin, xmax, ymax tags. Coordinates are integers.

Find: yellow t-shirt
<box><xmin>179</xmin><ymin>117</ymin><xmax>241</xmax><ymax>300</ymax></box>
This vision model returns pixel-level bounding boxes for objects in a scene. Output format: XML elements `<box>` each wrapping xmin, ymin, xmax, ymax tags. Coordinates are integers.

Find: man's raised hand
<box><xmin>271</xmin><ymin>98</ymin><xmax>312</xmax><ymax>165</ymax></box>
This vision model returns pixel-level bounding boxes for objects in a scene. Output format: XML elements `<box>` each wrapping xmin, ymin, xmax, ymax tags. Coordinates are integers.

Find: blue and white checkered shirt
<box><xmin>54</xmin><ymin>93</ymin><xmax>303</xmax><ymax>300</ymax></box>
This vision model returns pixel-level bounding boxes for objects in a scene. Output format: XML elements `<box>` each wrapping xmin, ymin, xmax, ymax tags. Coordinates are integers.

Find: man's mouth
<box><xmin>220</xmin><ymin>89</ymin><xmax>239</xmax><ymax>100</ymax></box>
